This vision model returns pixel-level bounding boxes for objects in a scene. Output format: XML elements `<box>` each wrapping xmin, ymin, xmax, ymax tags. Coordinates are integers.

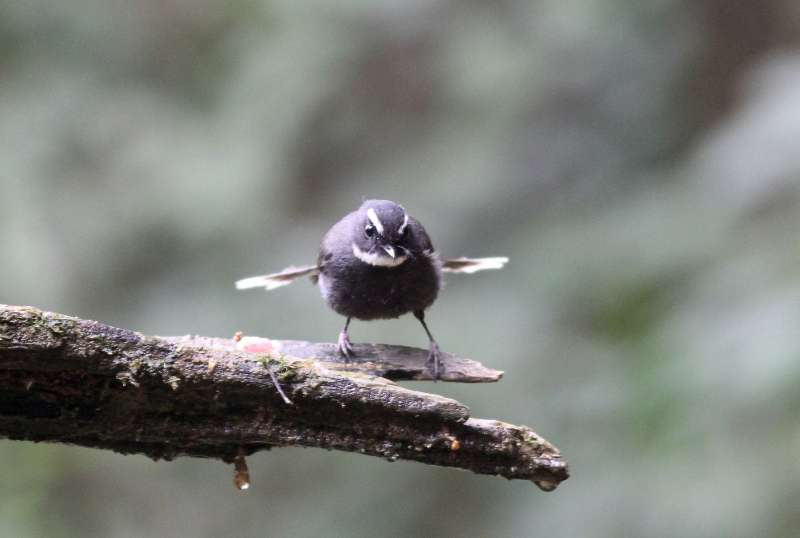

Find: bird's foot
<box><xmin>426</xmin><ymin>341</ymin><xmax>442</xmax><ymax>380</ymax></box>
<box><xmin>337</xmin><ymin>331</ymin><xmax>354</xmax><ymax>361</ymax></box>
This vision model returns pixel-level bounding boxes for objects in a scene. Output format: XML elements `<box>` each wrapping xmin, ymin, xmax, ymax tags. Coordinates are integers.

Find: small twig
<box><xmin>262</xmin><ymin>356</ymin><xmax>293</xmax><ymax>405</ymax></box>
<box><xmin>233</xmin><ymin>450</ymin><xmax>251</xmax><ymax>491</ymax></box>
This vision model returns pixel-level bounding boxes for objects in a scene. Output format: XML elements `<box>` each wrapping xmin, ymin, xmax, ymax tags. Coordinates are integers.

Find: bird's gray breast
<box><xmin>319</xmin><ymin>252</ymin><xmax>441</xmax><ymax>320</ymax></box>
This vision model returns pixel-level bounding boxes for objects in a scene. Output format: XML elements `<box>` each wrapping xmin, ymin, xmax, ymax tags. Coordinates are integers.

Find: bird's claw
<box><xmin>337</xmin><ymin>331</ymin><xmax>354</xmax><ymax>361</ymax></box>
<box><xmin>426</xmin><ymin>341</ymin><xmax>441</xmax><ymax>380</ymax></box>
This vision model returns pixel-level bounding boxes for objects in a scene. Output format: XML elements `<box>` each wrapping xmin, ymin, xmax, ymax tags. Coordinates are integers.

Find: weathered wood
<box><xmin>166</xmin><ymin>335</ymin><xmax>504</xmax><ymax>382</ymax></box>
<box><xmin>0</xmin><ymin>304</ymin><xmax>568</xmax><ymax>491</ymax></box>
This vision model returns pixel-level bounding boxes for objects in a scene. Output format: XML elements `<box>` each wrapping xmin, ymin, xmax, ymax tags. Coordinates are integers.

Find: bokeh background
<box><xmin>2</xmin><ymin>1</ymin><xmax>800</xmax><ymax>537</ymax></box>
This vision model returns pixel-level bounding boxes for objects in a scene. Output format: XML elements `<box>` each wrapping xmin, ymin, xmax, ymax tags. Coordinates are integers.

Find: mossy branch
<box><xmin>0</xmin><ymin>305</ymin><xmax>568</xmax><ymax>491</ymax></box>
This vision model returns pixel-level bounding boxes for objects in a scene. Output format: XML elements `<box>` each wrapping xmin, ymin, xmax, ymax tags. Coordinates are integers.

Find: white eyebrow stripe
<box><xmin>366</xmin><ymin>208</ymin><xmax>384</xmax><ymax>235</ymax></box>
<box><xmin>398</xmin><ymin>212</ymin><xmax>409</xmax><ymax>234</ymax></box>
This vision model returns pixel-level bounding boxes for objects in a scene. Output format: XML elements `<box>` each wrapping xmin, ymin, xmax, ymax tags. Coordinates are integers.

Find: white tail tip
<box><xmin>235</xmin><ymin>276</ymin><xmax>293</xmax><ymax>291</ymax></box>
<box><xmin>443</xmin><ymin>256</ymin><xmax>509</xmax><ymax>274</ymax></box>
<box><xmin>460</xmin><ymin>257</ymin><xmax>509</xmax><ymax>273</ymax></box>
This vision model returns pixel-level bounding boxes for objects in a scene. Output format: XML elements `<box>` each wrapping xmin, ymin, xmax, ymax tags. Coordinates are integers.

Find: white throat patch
<box><xmin>352</xmin><ymin>243</ymin><xmax>408</xmax><ymax>267</ymax></box>
<box><xmin>366</xmin><ymin>208</ymin><xmax>384</xmax><ymax>235</ymax></box>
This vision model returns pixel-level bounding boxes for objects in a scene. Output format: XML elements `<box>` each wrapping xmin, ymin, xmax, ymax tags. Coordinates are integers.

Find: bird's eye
<box><xmin>365</xmin><ymin>224</ymin><xmax>376</xmax><ymax>237</ymax></box>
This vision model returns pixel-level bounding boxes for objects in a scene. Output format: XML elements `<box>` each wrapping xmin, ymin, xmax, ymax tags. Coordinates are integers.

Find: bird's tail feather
<box><xmin>441</xmin><ymin>256</ymin><xmax>509</xmax><ymax>274</ymax></box>
<box><xmin>235</xmin><ymin>265</ymin><xmax>320</xmax><ymax>291</ymax></box>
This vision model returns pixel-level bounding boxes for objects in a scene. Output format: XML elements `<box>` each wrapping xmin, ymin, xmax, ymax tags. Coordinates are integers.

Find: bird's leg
<box><xmin>337</xmin><ymin>317</ymin><xmax>354</xmax><ymax>360</ymax></box>
<box><xmin>413</xmin><ymin>310</ymin><xmax>441</xmax><ymax>380</ymax></box>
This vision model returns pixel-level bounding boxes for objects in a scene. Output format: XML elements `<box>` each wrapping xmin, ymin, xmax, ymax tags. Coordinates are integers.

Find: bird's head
<box><xmin>351</xmin><ymin>200</ymin><xmax>412</xmax><ymax>267</ymax></box>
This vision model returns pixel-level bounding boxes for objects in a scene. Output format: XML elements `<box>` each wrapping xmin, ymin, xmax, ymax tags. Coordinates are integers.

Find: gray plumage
<box><xmin>316</xmin><ymin>202</ymin><xmax>441</xmax><ymax>320</ymax></box>
<box><xmin>235</xmin><ymin>199</ymin><xmax>508</xmax><ymax>378</ymax></box>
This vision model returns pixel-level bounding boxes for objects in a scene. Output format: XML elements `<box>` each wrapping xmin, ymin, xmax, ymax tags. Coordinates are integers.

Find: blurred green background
<box><xmin>2</xmin><ymin>1</ymin><xmax>800</xmax><ymax>537</ymax></box>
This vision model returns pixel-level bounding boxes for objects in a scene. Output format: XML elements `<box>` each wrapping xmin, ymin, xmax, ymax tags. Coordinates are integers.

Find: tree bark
<box><xmin>0</xmin><ymin>305</ymin><xmax>568</xmax><ymax>491</ymax></box>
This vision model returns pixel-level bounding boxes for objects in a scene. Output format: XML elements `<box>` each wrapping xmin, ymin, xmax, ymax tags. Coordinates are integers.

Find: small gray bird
<box><xmin>236</xmin><ymin>199</ymin><xmax>508</xmax><ymax>378</ymax></box>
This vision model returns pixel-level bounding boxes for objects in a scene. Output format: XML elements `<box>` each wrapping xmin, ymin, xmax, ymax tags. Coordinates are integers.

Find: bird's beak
<box><xmin>382</xmin><ymin>245</ymin><xmax>396</xmax><ymax>258</ymax></box>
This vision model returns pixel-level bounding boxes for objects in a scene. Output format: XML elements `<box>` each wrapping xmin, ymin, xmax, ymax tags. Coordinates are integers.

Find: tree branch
<box><xmin>0</xmin><ymin>305</ymin><xmax>568</xmax><ymax>491</ymax></box>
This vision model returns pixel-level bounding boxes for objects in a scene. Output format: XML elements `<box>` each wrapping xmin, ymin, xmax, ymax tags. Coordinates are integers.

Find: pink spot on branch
<box><xmin>236</xmin><ymin>337</ymin><xmax>277</xmax><ymax>354</ymax></box>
